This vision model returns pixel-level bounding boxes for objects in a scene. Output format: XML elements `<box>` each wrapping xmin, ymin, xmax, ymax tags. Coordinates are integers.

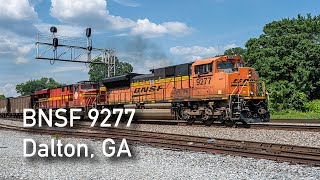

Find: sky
<box><xmin>0</xmin><ymin>0</ymin><xmax>320</xmax><ymax>97</ymax></box>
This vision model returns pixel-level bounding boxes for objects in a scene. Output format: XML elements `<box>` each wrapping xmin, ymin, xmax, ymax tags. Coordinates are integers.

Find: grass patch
<box><xmin>271</xmin><ymin>110</ymin><xmax>320</xmax><ymax>119</ymax></box>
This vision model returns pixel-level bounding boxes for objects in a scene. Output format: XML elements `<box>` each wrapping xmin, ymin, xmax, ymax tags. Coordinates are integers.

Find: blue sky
<box><xmin>0</xmin><ymin>0</ymin><xmax>319</xmax><ymax>97</ymax></box>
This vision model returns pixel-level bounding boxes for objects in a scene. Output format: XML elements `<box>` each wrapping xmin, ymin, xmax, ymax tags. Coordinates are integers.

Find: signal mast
<box><xmin>35</xmin><ymin>27</ymin><xmax>116</xmax><ymax>78</ymax></box>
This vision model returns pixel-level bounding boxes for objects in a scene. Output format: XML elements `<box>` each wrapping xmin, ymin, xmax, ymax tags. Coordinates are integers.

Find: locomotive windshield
<box><xmin>217</xmin><ymin>61</ymin><xmax>237</xmax><ymax>73</ymax></box>
<box><xmin>217</xmin><ymin>61</ymin><xmax>234</xmax><ymax>69</ymax></box>
<box><xmin>81</xmin><ymin>84</ymin><xmax>99</xmax><ymax>90</ymax></box>
<box><xmin>194</xmin><ymin>63</ymin><xmax>213</xmax><ymax>74</ymax></box>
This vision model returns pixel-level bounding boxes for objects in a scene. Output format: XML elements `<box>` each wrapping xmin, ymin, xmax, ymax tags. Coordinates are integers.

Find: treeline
<box><xmin>0</xmin><ymin>94</ymin><xmax>5</xmax><ymax>100</ymax></box>
<box><xmin>14</xmin><ymin>60</ymin><xmax>133</xmax><ymax>96</ymax></box>
<box><xmin>16</xmin><ymin>77</ymin><xmax>64</xmax><ymax>96</ymax></box>
<box><xmin>224</xmin><ymin>14</ymin><xmax>320</xmax><ymax>112</ymax></box>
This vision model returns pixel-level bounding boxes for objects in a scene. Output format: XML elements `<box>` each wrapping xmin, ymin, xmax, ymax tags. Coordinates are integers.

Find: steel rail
<box><xmin>0</xmin><ymin>123</ymin><xmax>320</xmax><ymax>166</ymax></box>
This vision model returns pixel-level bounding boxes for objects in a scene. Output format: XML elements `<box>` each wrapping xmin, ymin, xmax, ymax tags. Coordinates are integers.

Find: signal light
<box><xmin>53</xmin><ymin>38</ymin><xmax>58</xmax><ymax>48</ymax></box>
<box><xmin>50</xmin><ymin>26</ymin><xmax>57</xmax><ymax>33</ymax></box>
<box><xmin>86</xmin><ymin>28</ymin><xmax>91</xmax><ymax>37</ymax></box>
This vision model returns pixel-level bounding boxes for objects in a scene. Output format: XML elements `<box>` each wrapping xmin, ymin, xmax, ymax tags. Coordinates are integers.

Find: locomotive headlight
<box><xmin>248</xmin><ymin>70</ymin><xmax>252</xmax><ymax>78</ymax></box>
<box><xmin>250</xmin><ymin>91</ymin><xmax>254</xmax><ymax>96</ymax></box>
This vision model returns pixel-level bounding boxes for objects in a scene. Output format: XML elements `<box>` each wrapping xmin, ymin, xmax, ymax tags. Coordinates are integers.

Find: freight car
<box><xmin>0</xmin><ymin>98</ymin><xmax>9</xmax><ymax>118</ymax></box>
<box><xmin>98</xmin><ymin>55</ymin><xmax>269</xmax><ymax>126</ymax></box>
<box><xmin>0</xmin><ymin>96</ymin><xmax>34</xmax><ymax>118</ymax></box>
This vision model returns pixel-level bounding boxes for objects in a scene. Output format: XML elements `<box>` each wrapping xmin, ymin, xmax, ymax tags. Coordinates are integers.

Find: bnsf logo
<box><xmin>134</xmin><ymin>86</ymin><xmax>163</xmax><ymax>93</ymax></box>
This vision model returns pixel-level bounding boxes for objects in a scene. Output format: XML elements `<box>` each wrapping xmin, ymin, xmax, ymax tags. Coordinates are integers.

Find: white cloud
<box><xmin>112</xmin><ymin>0</ymin><xmax>140</xmax><ymax>7</ymax></box>
<box><xmin>0</xmin><ymin>0</ymin><xmax>37</xmax><ymax>21</ymax></box>
<box><xmin>50</xmin><ymin>0</ymin><xmax>135</xmax><ymax>30</ymax></box>
<box><xmin>189</xmin><ymin>55</ymin><xmax>203</xmax><ymax>61</ymax></box>
<box><xmin>50</xmin><ymin>0</ymin><xmax>192</xmax><ymax>38</ymax></box>
<box><xmin>223</xmin><ymin>43</ymin><xmax>238</xmax><ymax>50</ymax></box>
<box><xmin>130</xmin><ymin>19</ymin><xmax>192</xmax><ymax>38</ymax></box>
<box><xmin>17</xmin><ymin>44</ymin><xmax>34</xmax><ymax>54</ymax></box>
<box><xmin>0</xmin><ymin>0</ymin><xmax>38</xmax><ymax>64</ymax></box>
<box><xmin>35</xmin><ymin>23</ymin><xmax>84</xmax><ymax>37</ymax></box>
<box><xmin>0</xmin><ymin>83</ymin><xmax>19</xmax><ymax>97</ymax></box>
<box><xmin>51</xmin><ymin>65</ymin><xmax>89</xmax><ymax>73</ymax></box>
<box><xmin>15</xmin><ymin>57</ymin><xmax>29</xmax><ymax>64</ymax></box>
<box><xmin>0</xmin><ymin>34</ymin><xmax>34</xmax><ymax>64</ymax></box>
<box><xmin>170</xmin><ymin>44</ymin><xmax>238</xmax><ymax>56</ymax></box>
<box><xmin>170</xmin><ymin>46</ymin><xmax>219</xmax><ymax>56</ymax></box>
<box><xmin>0</xmin><ymin>0</ymin><xmax>38</xmax><ymax>36</ymax></box>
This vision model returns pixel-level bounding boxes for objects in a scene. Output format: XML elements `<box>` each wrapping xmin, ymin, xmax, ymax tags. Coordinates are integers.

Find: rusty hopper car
<box><xmin>9</xmin><ymin>96</ymin><xmax>33</xmax><ymax>118</ymax></box>
<box><xmin>0</xmin><ymin>98</ymin><xmax>9</xmax><ymax>118</ymax></box>
<box><xmin>99</xmin><ymin>55</ymin><xmax>269</xmax><ymax>126</ymax></box>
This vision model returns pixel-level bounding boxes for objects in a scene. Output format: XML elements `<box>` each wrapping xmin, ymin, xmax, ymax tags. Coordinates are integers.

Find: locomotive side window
<box><xmin>74</xmin><ymin>85</ymin><xmax>79</xmax><ymax>92</ymax></box>
<box><xmin>194</xmin><ymin>63</ymin><xmax>213</xmax><ymax>75</ymax></box>
<box><xmin>237</xmin><ymin>62</ymin><xmax>244</xmax><ymax>68</ymax></box>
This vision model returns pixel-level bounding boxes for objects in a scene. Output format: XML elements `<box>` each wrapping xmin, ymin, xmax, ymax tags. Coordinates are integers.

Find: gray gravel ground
<box><xmin>1</xmin><ymin>118</ymin><xmax>320</xmax><ymax>148</ymax></box>
<box><xmin>123</xmin><ymin>123</ymin><xmax>320</xmax><ymax>148</ymax></box>
<box><xmin>1</xmin><ymin>129</ymin><xmax>320</xmax><ymax>179</ymax></box>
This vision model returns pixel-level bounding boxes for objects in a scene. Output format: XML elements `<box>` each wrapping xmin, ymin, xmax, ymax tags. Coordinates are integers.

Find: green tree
<box><xmin>224</xmin><ymin>47</ymin><xmax>246</xmax><ymax>57</ymax></box>
<box><xmin>16</xmin><ymin>77</ymin><xmax>63</xmax><ymax>96</ymax></box>
<box><xmin>245</xmin><ymin>14</ymin><xmax>320</xmax><ymax>111</ymax></box>
<box><xmin>0</xmin><ymin>94</ymin><xmax>5</xmax><ymax>100</ymax></box>
<box><xmin>88</xmin><ymin>57</ymin><xmax>133</xmax><ymax>82</ymax></box>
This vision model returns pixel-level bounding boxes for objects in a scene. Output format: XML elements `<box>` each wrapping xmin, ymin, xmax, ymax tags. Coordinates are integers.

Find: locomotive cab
<box><xmin>73</xmin><ymin>81</ymin><xmax>100</xmax><ymax>109</ymax></box>
<box><xmin>191</xmin><ymin>55</ymin><xmax>269</xmax><ymax>125</ymax></box>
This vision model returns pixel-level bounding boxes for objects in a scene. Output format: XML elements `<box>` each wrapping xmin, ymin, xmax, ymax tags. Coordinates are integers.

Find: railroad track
<box><xmin>2</xmin><ymin>117</ymin><xmax>320</xmax><ymax>131</ymax></box>
<box><xmin>270</xmin><ymin>119</ymin><xmax>320</xmax><ymax>124</ymax></box>
<box><xmin>133</xmin><ymin>119</ymin><xmax>320</xmax><ymax>132</ymax></box>
<box><xmin>0</xmin><ymin>122</ymin><xmax>320</xmax><ymax>166</ymax></box>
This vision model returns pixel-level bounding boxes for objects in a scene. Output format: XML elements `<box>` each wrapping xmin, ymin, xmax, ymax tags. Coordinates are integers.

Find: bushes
<box><xmin>304</xmin><ymin>100</ymin><xmax>320</xmax><ymax>113</ymax></box>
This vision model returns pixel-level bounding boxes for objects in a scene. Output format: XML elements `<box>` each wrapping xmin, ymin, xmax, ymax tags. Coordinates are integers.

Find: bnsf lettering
<box><xmin>231</xmin><ymin>78</ymin><xmax>251</xmax><ymax>86</ymax></box>
<box><xmin>232</xmin><ymin>79</ymin><xmax>249</xmax><ymax>83</ymax></box>
<box><xmin>134</xmin><ymin>86</ymin><xmax>163</xmax><ymax>93</ymax></box>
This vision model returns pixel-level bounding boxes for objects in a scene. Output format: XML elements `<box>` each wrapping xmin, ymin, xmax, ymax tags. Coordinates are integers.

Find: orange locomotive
<box><xmin>99</xmin><ymin>55</ymin><xmax>269</xmax><ymax>126</ymax></box>
<box><xmin>34</xmin><ymin>81</ymin><xmax>100</xmax><ymax>116</ymax></box>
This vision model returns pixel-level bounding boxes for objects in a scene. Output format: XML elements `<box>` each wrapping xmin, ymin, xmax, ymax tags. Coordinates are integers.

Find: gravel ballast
<box><xmin>123</xmin><ymin>123</ymin><xmax>320</xmax><ymax>148</ymax></box>
<box><xmin>1</xmin><ymin>118</ymin><xmax>320</xmax><ymax>148</ymax></box>
<box><xmin>0</xmin><ymin>129</ymin><xmax>320</xmax><ymax>179</ymax></box>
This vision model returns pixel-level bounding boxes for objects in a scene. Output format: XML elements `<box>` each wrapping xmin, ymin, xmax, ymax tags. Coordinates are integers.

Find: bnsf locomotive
<box><xmin>0</xmin><ymin>55</ymin><xmax>269</xmax><ymax>126</ymax></box>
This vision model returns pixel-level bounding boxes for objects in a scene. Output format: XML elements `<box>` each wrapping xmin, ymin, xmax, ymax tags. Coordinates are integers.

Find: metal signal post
<box><xmin>35</xmin><ymin>27</ymin><xmax>116</xmax><ymax>78</ymax></box>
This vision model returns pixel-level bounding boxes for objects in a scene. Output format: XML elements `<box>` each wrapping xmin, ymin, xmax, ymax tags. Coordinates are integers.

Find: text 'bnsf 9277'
<box><xmin>0</xmin><ymin>55</ymin><xmax>269</xmax><ymax>127</ymax></box>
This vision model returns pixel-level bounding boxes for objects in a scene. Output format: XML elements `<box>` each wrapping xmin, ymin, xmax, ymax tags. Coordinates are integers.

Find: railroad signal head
<box><xmin>86</xmin><ymin>28</ymin><xmax>91</xmax><ymax>37</ymax></box>
<box><xmin>53</xmin><ymin>38</ymin><xmax>58</xmax><ymax>48</ymax></box>
<box><xmin>50</xmin><ymin>26</ymin><xmax>57</xmax><ymax>33</ymax></box>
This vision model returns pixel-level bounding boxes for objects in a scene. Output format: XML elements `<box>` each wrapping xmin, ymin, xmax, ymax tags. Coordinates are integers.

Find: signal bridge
<box><xmin>35</xmin><ymin>27</ymin><xmax>116</xmax><ymax>77</ymax></box>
